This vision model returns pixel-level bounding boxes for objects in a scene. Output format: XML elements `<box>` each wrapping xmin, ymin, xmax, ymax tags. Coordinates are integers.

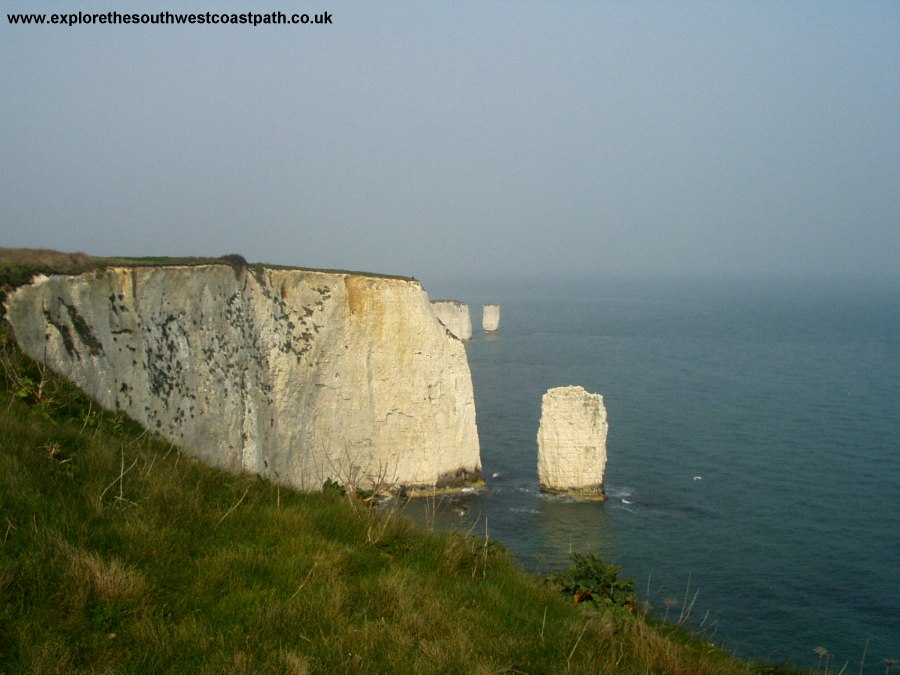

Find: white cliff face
<box><xmin>5</xmin><ymin>265</ymin><xmax>482</xmax><ymax>492</ymax></box>
<box><xmin>430</xmin><ymin>300</ymin><xmax>472</xmax><ymax>341</ymax></box>
<box><xmin>537</xmin><ymin>386</ymin><xmax>607</xmax><ymax>500</ymax></box>
<box><xmin>483</xmin><ymin>304</ymin><xmax>500</xmax><ymax>332</ymax></box>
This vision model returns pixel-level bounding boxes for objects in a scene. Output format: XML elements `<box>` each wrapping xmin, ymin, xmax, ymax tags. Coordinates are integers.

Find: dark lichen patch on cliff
<box><xmin>42</xmin><ymin>309</ymin><xmax>77</xmax><ymax>358</ymax></box>
<box><xmin>223</xmin><ymin>291</ymin><xmax>265</xmax><ymax>363</ymax></box>
<box><xmin>37</xmin><ymin>298</ymin><xmax>105</xmax><ymax>360</ymax></box>
<box><xmin>117</xmin><ymin>381</ymin><xmax>134</xmax><ymax>410</ymax></box>
<box><xmin>60</xmin><ymin>299</ymin><xmax>104</xmax><ymax>356</ymax></box>
<box><xmin>144</xmin><ymin>314</ymin><xmax>190</xmax><ymax>403</ymax></box>
<box><xmin>140</xmin><ymin>311</ymin><xmax>198</xmax><ymax>438</ymax></box>
<box><xmin>250</xmin><ymin>276</ymin><xmax>332</xmax><ymax>365</ymax></box>
<box><xmin>107</xmin><ymin>292</ymin><xmax>128</xmax><ymax>316</ymax></box>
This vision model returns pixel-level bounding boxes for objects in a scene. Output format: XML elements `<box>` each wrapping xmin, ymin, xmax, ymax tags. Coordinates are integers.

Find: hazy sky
<box><xmin>2</xmin><ymin>1</ymin><xmax>898</xmax><ymax>283</ymax></box>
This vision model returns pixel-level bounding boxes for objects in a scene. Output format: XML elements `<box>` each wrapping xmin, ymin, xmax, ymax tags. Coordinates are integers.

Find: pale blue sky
<box><xmin>2</xmin><ymin>1</ymin><xmax>898</xmax><ymax>283</ymax></box>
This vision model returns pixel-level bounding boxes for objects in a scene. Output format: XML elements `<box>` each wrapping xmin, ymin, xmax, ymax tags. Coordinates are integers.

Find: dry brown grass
<box><xmin>71</xmin><ymin>549</ymin><xmax>148</xmax><ymax>604</ymax></box>
<box><xmin>0</xmin><ymin>247</ymin><xmax>94</xmax><ymax>271</ymax></box>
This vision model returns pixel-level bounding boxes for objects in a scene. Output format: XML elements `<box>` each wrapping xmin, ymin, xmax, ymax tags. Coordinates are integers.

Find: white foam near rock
<box><xmin>430</xmin><ymin>300</ymin><xmax>472</xmax><ymax>340</ymax></box>
<box><xmin>537</xmin><ymin>385</ymin><xmax>608</xmax><ymax>500</ymax></box>
<box><xmin>5</xmin><ymin>264</ymin><xmax>483</xmax><ymax>494</ymax></box>
<box><xmin>482</xmin><ymin>304</ymin><xmax>500</xmax><ymax>332</ymax></box>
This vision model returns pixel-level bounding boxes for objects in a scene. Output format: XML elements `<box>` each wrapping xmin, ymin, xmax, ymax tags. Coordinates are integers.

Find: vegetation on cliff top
<box><xmin>0</xmin><ymin>251</ymin><xmax>802</xmax><ymax>673</ymax></box>
<box><xmin>0</xmin><ymin>248</ymin><xmax>418</xmax><ymax>289</ymax></box>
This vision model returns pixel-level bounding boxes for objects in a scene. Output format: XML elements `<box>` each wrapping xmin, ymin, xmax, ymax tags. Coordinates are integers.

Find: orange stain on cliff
<box><xmin>345</xmin><ymin>275</ymin><xmax>386</xmax><ymax>321</ymax></box>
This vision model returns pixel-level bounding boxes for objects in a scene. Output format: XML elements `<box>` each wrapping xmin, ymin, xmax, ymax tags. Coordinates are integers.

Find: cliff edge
<box><xmin>5</xmin><ymin>264</ymin><xmax>482</xmax><ymax>492</ymax></box>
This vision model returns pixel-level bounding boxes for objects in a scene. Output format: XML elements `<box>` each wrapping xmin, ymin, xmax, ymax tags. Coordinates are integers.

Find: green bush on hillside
<box><xmin>546</xmin><ymin>553</ymin><xmax>638</xmax><ymax>614</ymax></box>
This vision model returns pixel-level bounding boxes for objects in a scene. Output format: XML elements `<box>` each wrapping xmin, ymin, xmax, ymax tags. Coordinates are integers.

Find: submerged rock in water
<box><xmin>537</xmin><ymin>385</ymin><xmax>607</xmax><ymax>500</ymax></box>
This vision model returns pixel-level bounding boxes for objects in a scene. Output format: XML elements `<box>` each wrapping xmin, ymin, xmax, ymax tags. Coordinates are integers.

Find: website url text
<box><xmin>7</xmin><ymin>11</ymin><xmax>333</xmax><ymax>28</ymax></box>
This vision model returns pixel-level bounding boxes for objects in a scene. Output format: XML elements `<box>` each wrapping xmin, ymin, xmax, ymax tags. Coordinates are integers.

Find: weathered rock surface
<box><xmin>482</xmin><ymin>304</ymin><xmax>500</xmax><ymax>332</ymax></box>
<box><xmin>5</xmin><ymin>265</ymin><xmax>482</xmax><ymax>492</ymax></box>
<box><xmin>430</xmin><ymin>300</ymin><xmax>472</xmax><ymax>341</ymax></box>
<box><xmin>537</xmin><ymin>386</ymin><xmax>607</xmax><ymax>500</ymax></box>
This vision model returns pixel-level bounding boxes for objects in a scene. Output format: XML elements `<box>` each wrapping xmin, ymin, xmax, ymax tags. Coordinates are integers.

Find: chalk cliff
<box><xmin>537</xmin><ymin>386</ymin><xmax>607</xmax><ymax>500</ymax></box>
<box><xmin>5</xmin><ymin>264</ymin><xmax>482</xmax><ymax>492</ymax></box>
<box><xmin>483</xmin><ymin>304</ymin><xmax>500</xmax><ymax>332</ymax></box>
<box><xmin>430</xmin><ymin>300</ymin><xmax>472</xmax><ymax>341</ymax></box>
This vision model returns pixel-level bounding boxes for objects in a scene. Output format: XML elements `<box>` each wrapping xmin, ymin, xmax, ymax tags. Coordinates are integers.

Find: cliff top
<box><xmin>0</xmin><ymin>248</ymin><xmax>419</xmax><ymax>288</ymax></box>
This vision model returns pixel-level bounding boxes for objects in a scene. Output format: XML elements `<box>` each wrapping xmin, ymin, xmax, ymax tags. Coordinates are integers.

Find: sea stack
<box><xmin>431</xmin><ymin>300</ymin><xmax>473</xmax><ymax>341</ymax></box>
<box><xmin>537</xmin><ymin>386</ymin><xmax>608</xmax><ymax>500</ymax></box>
<box><xmin>482</xmin><ymin>304</ymin><xmax>500</xmax><ymax>332</ymax></box>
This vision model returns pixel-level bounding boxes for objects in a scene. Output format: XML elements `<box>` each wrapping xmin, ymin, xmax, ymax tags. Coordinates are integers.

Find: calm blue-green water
<box><xmin>411</xmin><ymin>277</ymin><xmax>899</xmax><ymax>671</ymax></box>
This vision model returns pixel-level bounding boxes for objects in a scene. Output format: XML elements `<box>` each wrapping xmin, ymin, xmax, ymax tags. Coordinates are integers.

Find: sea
<box><xmin>408</xmin><ymin>276</ymin><xmax>899</xmax><ymax>672</ymax></box>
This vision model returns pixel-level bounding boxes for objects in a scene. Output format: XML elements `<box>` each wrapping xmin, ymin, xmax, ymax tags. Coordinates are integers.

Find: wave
<box><xmin>606</xmin><ymin>486</ymin><xmax>634</xmax><ymax>499</ymax></box>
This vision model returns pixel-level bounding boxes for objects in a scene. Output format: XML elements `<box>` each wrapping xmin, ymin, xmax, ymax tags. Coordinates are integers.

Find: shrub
<box><xmin>546</xmin><ymin>553</ymin><xmax>637</xmax><ymax>613</ymax></box>
<box><xmin>217</xmin><ymin>253</ymin><xmax>248</xmax><ymax>267</ymax></box>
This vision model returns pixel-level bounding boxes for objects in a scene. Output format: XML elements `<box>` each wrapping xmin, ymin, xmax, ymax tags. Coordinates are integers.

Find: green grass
<box><xmin>0</xmin><ymin>329</ymin><xmax>803</xmax><ymax>674</ymax></box>
<box><xmin>0</xmin><ymin>251</ymin><xmax>802</xmax><ymax>673</ymax></box>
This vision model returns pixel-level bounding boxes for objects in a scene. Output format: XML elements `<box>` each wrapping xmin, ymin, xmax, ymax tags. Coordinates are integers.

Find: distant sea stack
<box><xmin>5</xmin><ymin>264</ymin><xmax>483</xmax><ymax>494</ymax></box>
<box><xmin>482</xmin><ymin>304</ymin><xmax>500</xmax><ymax>332</ymax></box>
<box><xmin>537</xmin><ymin>386</ymin><xmax>608</xmax><ymax>501</ymax></box>
<box><xmin>431</xmin><ymin>300</ymin><xmax>473</xmax><ymax>341</ymax></box>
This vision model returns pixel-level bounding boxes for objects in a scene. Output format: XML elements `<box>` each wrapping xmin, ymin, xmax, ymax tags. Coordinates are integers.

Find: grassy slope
<box><xmin>0</xmin><ymin>251</ymin><xmax>796</xmax><ymax>673</ymax></box>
